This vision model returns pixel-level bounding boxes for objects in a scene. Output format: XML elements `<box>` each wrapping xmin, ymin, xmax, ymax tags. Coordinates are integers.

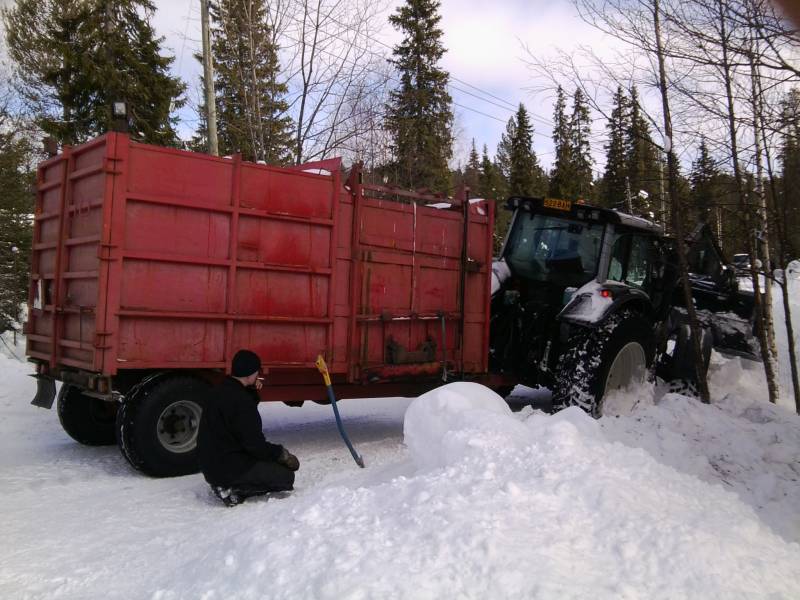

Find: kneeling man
<box><xmin>198</xmin><ymin>349</ymin><xmax>299</xmax><ymax>506</ymax></box>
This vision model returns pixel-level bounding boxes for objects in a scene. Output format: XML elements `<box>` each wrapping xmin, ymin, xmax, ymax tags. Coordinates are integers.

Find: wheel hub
<box><xmin>604</xmin><ymin>341</ymin><xmax>647</xmax><ymax>395</ymax></box>
<box><xmin>156</xmin><ymin>400</ymin><xmax>202</xmax><ymax>454</ymax></box>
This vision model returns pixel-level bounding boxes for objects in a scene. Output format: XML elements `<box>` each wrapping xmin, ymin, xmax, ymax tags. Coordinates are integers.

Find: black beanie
<box><xmin>232</xmin><ymin>349</ymin><xmax>261</xmax><ymax>377</ymax></box>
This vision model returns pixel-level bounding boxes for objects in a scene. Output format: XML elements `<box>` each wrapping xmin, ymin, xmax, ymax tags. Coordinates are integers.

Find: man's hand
<box><xmin>278</xmin><ymin>447</ymin><xmax>300</xmax><ymax>471</ymax></box>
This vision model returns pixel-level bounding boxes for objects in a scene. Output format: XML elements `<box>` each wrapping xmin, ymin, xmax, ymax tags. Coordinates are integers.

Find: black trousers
<box><xmin>230</xmin><ymin>460</ymin><xmax>295</xmax><ymax>494</ymax></box>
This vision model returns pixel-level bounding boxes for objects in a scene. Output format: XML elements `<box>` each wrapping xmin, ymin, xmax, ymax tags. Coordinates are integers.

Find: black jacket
<box><xmin>197</xmin><ymin>377</ymin><xmax>284</xmax><ymax>486</ymax></box>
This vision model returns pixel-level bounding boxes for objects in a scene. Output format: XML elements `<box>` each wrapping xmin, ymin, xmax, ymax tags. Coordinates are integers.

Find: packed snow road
<box><xmin>1</xmin><ymin>350</ymin><xmax>799</xmax><ymax>599</ymax></box>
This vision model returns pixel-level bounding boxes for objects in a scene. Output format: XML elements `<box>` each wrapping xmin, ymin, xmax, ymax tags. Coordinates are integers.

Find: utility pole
<box><xmin>200</xmin><ymin>0</ymin><xmax>219</xmax><ymax>156</ymax></box>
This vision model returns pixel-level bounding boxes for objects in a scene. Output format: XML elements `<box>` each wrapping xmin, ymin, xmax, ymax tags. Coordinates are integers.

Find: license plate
<box><xmin>543</xmin><ymin>198</ymin><xmax>572</xmax><ymax>211</ymax></box>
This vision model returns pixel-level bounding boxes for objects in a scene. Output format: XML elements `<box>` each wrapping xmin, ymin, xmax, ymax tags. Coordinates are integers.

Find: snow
<box><xmin>2</xmin><ymin>279</ymin><xmax>800</xmax><ymax>598</ymax></box>
<box><xmin>2</xmin><ymin>350</ymin><xmax>800</xmax><ymax>599</ymax></box>
<box><xmin>490</xmin><ymin>259</ymin><xmax>511</xmax><ymax>296</ymax></box>
<box><xmin>403</xmin><ymin>382</ymin><xmax>528</xmax><ymax>470</ymax></box>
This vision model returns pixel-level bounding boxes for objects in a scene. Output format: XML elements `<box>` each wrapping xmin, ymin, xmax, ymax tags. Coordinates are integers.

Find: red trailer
<box><xmin>26</xmin><ymin>133</ymin><xmax>494</xmax><ymax>476</ymax></box>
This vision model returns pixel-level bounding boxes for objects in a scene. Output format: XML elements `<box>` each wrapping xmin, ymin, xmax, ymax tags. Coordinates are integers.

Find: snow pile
<box><xmin>603</xmin><ymin>390</ymin><xmax>800</xmax><ymax>544</ymax></box>
<box><xmin>403</xmin><ymin>382</ymin><xmax>527</xmax><ymax>470</ymax></box>
<box><xmin>150</xmin><ymin>384</ymin><xmax>799</xmax><ymax>599</ymax></box>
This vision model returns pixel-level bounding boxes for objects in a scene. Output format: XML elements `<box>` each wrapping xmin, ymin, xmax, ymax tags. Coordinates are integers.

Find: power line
<box><xmin>276</xmin><ymin>27</ymin><xmax>542</xmax><ymax>139</ymax></box>
<box><xmin>280</xmin><ymin>9</ymin><xmax>562</xmax><ymax>128</ymax></box>
<box><xmin>176</xmin><ymin>0</ymin><xmax>195</xmax><ymax>76</ymax></box>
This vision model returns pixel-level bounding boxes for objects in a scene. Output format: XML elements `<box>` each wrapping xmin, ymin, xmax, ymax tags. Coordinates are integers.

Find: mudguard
<box><xmin>559</xmin><ymin>281</ymin><xmax>652</xmax><ymax>327</ymax></box>
<box><xmin>31</xmin><ymin>375</ymin><xmax>57</xmax><ymax>409</ymax></box>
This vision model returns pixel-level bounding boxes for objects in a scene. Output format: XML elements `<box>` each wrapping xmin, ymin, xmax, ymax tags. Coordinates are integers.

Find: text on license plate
<box><xmin>543</xmin><ymin>198</ymin><xmax>572</xmax><ymax>211</ymax></box>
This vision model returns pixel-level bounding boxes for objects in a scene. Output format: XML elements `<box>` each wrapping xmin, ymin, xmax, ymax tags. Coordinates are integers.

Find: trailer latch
<box><xmin>465</xmin><ymin>258</ymin><xmax>482</xmax><ymax>273</ymax></box>
<box><xmin>30</xmin><ymin>375</ymin><xmax>57</xmax><ymax>409</ymax></box>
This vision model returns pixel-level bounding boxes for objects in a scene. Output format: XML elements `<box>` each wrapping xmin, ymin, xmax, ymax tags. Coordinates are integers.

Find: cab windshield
<box><xmin>504</xmin><ymin>213</ymin><xmax>604</xmax><ymax>287</ymax></box>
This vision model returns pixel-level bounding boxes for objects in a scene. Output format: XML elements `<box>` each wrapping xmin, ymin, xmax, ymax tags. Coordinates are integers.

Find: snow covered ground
<box><xmin>1</xmin><ymin>275</ymin><xmax>799</xmax><ymax>599</ymax></box>
<box><xmin>1</xmin><ymin>347</ymin><xmax>799</xmax><ymax>599</ymax></box>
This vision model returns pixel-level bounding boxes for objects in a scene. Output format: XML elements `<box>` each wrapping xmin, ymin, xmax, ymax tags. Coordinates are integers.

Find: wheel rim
<box><xmin>604</xmin><ymin>341</ymin><xmax>647</xmax><ymax>396</ymax></box>
<box><xmin>156</xmin><ymin>400</ymin><xmax>202</xmax><ymax>454</ymax></box>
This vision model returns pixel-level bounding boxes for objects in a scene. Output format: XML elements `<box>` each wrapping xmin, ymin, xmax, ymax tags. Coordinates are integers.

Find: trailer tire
<box><xmin>57</xmin><ymin>385</ymin><xmax>118</xmax><ymax>446</ymax></box>
<box><xmin>552</xmin><ymin>310</ymin><xmax>654</xmax><ymax>418</ymax></box>
<box><xmin>116</xmin><ymin>375</ymin><xmax>208</xmax><ymax>477</ymax></box>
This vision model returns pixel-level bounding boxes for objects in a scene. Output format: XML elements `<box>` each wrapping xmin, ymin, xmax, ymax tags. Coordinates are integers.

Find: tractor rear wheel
<box><xmin>552</xmin><ymin>310</ymin><xmax>654</xmax><ymax>417</ymax></box>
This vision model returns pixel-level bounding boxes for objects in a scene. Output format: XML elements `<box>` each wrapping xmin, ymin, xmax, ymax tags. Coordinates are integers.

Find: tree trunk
<box><xmin>778</xmin><ymin>272</ymin><xmax>800</xmax><ymax>413</ymax></box>
<box><xmin>748</xmin><ymin>27</ymin><xmax>778</xmax><ymax>362</ymax></box>
<box><xmin>715</xmin><ymin>0</ymin><xmax>779</xmax><ymax>403</ymax></box>
<box><xmin>201</xmin><ymin>0</ymin><xmax>219</xmax><ymax>156</ymax></box>
<box><xmin>653</xmin><ymin>0</ymin><xmax>710</xmax><ymax>403</ymax></box>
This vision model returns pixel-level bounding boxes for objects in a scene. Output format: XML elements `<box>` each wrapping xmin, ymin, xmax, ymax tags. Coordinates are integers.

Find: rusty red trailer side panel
<box><xmin>26</xmin><ymin>133</ymin><xmax>493</xmax><ymax>400</ymax></box>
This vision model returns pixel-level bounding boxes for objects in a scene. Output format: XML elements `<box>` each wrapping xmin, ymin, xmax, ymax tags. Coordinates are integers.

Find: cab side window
<box><xmin>607</xmin><ymin>234</ymin><xmax>654</xmax><ymax>291</ymax></box>
<box><xmin>608</xmin><ymin>235</ymin><xmax>627</xmax><ymax>281</ymax></box>
<box><xmin>627</xmin><ymin>236</ymin><xmax>652</xmax><ymax>289</ymax></box>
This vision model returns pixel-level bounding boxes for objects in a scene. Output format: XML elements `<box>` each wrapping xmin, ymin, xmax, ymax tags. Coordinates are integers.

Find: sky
<box><xmin>0</xmin><ymin>0</ymin><xmax>638</xmax><ymax>175</ymax></box>
<box><xmin>150</xmin><ymin>0</ymin><xmax>617</xmax><ymax>174</ymax></box>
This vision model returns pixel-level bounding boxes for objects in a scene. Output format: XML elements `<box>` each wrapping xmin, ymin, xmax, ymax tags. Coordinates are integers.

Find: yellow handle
<box><xmin>315</xmin><ymin>355</ymin><xmax>332</xmax><ymax>387</ymax></box>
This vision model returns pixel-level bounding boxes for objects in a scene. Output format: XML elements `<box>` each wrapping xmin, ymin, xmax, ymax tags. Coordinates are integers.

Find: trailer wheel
<box><xmin>552</xmin><ymin>310</ymin><xmax>654</xmax><ymax>418</ymax></box>
<box><xmin>57</xmin><ymin>385</ymin><xmax>118</xmax><ymax>446</ymax></box>
<box><xmin>116</xmin><ymin>375</ymin><xmax>208</xmax><ymax>477</ymax></box>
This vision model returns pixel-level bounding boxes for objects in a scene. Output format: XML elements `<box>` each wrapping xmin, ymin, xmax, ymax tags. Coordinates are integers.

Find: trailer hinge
<box><xmin>97</xmin><ymin>243</ymin><xmax>117</xmax><ymax>261</ymax></box>
<box><xmin>103</xmin><ymin>157</ymin><xmax>123</xmax><ymax>175</ymax></box>
<box><xmin>94</xmin><ymin>331</ymin><xmax>113</xmax><ymax>349</ymax></box>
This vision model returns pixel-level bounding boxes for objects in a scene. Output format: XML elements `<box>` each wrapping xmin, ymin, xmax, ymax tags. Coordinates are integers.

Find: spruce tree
<box><xmin>570</xmin><ymin>88</ymin><xmax>594</xmax><ymax>201</ymax></box>
<box><xmin>495</xmin><ymin>116</ymin><xmax>516</xmax><ymax>185</ymax></box>
<box><xmin>478</xmin><ymin>144</ymin><xmax>504</xmax><ymax>201</ymax></box>
<box><xmin>3</xmin><ymin>0</ymin><xmax>185</xmax><ymax>146</ymax></box>
<box><xmin>508</xmin><ymin>103</ymin><xmax>546</xmax><ymax>197</ymax></box>
<box><xmin>209</xmin><ymin>0</ymin><xmax>293</xmax><ymax>164</ymax></box>
<box><xmin>601</xmin><ymin>86</ymin><xmax>629</xmax><ymax>209</ymax></box>
<box><xmin>689</xmin><ymin>137</ymin><xmax>718</xmax><ymax>224</ymax></box>
<box><xmin>626</xmin><ymin>86</ymin><xmax>660</xmax><ymax>215</ymax></box>
<box><xmin>549</xmin><ymin>86</ymin><xmax>574</xmax><ymax>199</ymax></box>
<box><xmin>463</xmin><ymin>139</ymin><xmax>481</xmax><ymax>193</ymax></box>
<box><xmin>0</xmin><ymin>125</ymin><xmax>33</xmax><ymax>333</ymax></box>
<box><xmin>386</xmin><ymin>0</ymin><xmax>453</xmax><ymax>193</ymax></box>
<box><xmin>478</xmin><ymin>145</ymin><xmax>512</xmax><ymax>254</ymax></box>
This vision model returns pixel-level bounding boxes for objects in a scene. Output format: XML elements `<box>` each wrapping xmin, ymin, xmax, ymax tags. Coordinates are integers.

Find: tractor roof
<box><xmin>506</xmin><ymin>196</ymin><xmax>664</xmax><ymax>236</ymax></box>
